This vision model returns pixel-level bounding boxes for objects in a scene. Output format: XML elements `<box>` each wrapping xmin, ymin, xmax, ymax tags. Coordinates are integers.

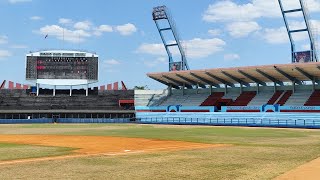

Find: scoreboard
<box><xmin>26</xmin><ymin>51</ymin><xmax>98</xmax><ymax>84</ymax></box>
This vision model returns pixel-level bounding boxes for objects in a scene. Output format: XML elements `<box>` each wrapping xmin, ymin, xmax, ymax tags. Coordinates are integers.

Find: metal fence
<box><xmin>137</xmin><ymin>117</ymin><xmax>320</xmax><ymax>129</ymax></box>
<box><xmin>0</xmin><ymin>118</ymin><xmax>133</xmax><ymax>124</ymax></box>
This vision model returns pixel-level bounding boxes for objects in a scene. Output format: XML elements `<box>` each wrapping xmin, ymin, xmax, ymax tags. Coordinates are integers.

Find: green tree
<box><xmin>133</xmin><ymin>85</ymin><xmax>148</xmax><ymax>90</ymax></box>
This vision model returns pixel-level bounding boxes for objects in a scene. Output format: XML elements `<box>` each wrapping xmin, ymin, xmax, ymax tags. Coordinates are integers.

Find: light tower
<box><xmin>152</xmin><ymin>6</ymin><xmax>189</xmax><ymax>71</ymax></box>
<box><xmin>278</xmin><ymin>0</ymin><xmax>318</xmax><ymax>63</ymax></box>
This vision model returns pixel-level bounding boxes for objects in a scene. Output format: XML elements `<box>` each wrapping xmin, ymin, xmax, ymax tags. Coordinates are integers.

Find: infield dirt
<box><xmin>0</xmin><ymin>135</ymin><xmax>227</xmax><ymax>165</ymax></box>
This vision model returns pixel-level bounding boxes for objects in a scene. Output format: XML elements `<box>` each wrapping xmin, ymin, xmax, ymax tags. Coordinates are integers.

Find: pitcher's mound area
<box><xmin>0</xmin><ymin>135</ymin><xmax>227</xmax><ymax>165</ymax></box>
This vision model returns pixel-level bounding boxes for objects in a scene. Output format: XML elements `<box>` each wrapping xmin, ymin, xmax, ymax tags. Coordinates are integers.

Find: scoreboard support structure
<box><xmin>36</xmin><ymin>83</ymin><xmax>39</xmax><ymax>96</ymax></box>
<box><xmin>36</xmin><ymin>83</ymin><xmax>89</xmax><ymax>97</ymax></box>
<box><xmin>53</xmin><ymin>85</ymin><xmax>56</xmax><ymax>96</ymax></box>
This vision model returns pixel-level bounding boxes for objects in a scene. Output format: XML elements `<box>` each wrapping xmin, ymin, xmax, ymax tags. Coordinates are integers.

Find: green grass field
<box><xmin>0</xmin><ymin>124</ymin><xmax>320</xmax><ymax>180</ymax></box>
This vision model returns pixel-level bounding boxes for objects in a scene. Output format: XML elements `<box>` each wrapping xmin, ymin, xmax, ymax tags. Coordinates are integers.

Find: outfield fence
<box><xmin>0</xmin><ymin>118</ymin><xmax>133</xmax><ymax>124</ymax></box>
<box><xmin>136</xmin><ymin>112</ymin><xmax>320</xmax><ymax>129</ymax></box>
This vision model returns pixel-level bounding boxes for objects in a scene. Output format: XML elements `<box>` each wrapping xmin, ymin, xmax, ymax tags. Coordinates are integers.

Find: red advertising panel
<box><xmin>113</xmin><ymin>82</ymin><xmax>119</xmax><ymax>90</ymax></box>
<box><xmin>8</xmin><ymin>81</ymin><xmax>14</xmax><ymax>89</ymax></box>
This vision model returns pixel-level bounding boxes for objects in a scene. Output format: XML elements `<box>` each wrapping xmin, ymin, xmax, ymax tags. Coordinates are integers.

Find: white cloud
<box><xmin>10</xmin><ymin>44</ymin><xmax>28</xmax><ymax>49</ymax></box>
<box><xmin>0</xmin><ymin>36</ymin><xmax>8</xmax><ymax>44</ymax></box>
<box><xmin>97</xmin><ymin>25</ymin><xmax>113</xmax><ymax>32</ymax></box>
<box><xmin>143</xmin><ymin>57</ymin><xmax>167</xmax><ymax>68</ymax></box>
<box><xmin>224</xmin><ymin>53</ymin><xmax>240</xmax><ymax>61</ymax></box>
<box><xmin>8</xmin><ymin>0</ymin><xmax>31</xmax><ymax>4</ymax></box>
<box><xmin>310</xmin><ymin>20</ymin><xmax>320</xmax><ymax>35</ymax></box>
<box><xmin>38</xmin><ymin>25</ymin><xmax>91</xmax><ymax>43</ymax></box>
<box><xmin>293</xmin><ymin>0</ymin><xmax>320</xmax><ymax>12</ymax></box>
<box><xmin>94</xmin><ymin>25</ymin><xmax>113</xmax><ymax>36</ymax></box>
<box><xmin>0</xmin><ymin>50</ymin><xmax>12</xmax><ymax>59</ymax></box>
<box><xmin>136</xmin><ymin>43</ymin><xmax>166</xmax><ymax>56</ymax></box>
<box><xmin>115</xmin><ymin>23</ymin><xmax>137</xmax><ymax>36</ymax></box>
<box><xmin>261</xmin><ymin>27</ymin><xmax>289</xmax><ymax>44</ymax></box>
<box><xmin>136</xmin><ymin>38</ymin><xmax>226</xmax><ymax>59</ymax></box>
<box><xmin>30</xmin><ymin>16</ymin><xmax>43</xmax><ymax>21</ymax></box>
<box><xmin>74</xmin><ymin>21</ymin><xmax>92</xmax><ymax>30</ymax></box>
<box><xmin>226</xmin><ymin>21</ymin><xmax>261</xmax><ymax>38</ymax></box>
<box><xmin>37</xmin><ymin>19</ymin><xmax>137</xmax><ymax>43</ymax></box>
<box><xmin>208</xmin><ymin>29</ymin><xmax>222</xmax><ymax>36</ymax></box>
<box><xmin>202</xmin><ymin>0</ymin><xmax>320</xmax><ymax>22</ymax></box>
<box><xmin>203</xmin><ymin>0</ymin><xmax>280</xmax><ymax>22</ymax></box>
<box><xmin>58</xmin><ymin>18</ymin><xmax>73</xmax><ymax>25</ymax></box>
<box><xmin>103</xmin><ymin>59</ymin><xmax>121</xmax><ymax>65</ymax></box>
<box><xmin>184</xmin><ymin>38</ymin><xmax>226</xmax><ymax>58</ymax></box>
<box><xmin>301</xmin><ymin>44</ymin><xmax>310</xmax><ymax>50</ymax></box>
<box><xmin>261</xmin><ymin>26</ymin><xmax>309</xmax><ymax>44</ymax></box>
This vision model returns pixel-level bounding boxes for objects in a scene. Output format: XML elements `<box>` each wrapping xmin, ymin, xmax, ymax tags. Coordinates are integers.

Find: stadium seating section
<box><xmin>136</xmin><ymin>85</ymin><xmax>320</xmax><ymax>108</ymax></box>
<box><xmin>305</xmin><ymin>90</ymin><xmax>320</xmax><ymax>106</ymax></box>
<box><xmin>267</xmin><ymin>91</ymin><xmax>283</xmax><ymax>104</ymax></box>
<box><xmin>0</xmin><ymin>89</ymin><xmax>134</xmax><ymax>110</ymax></box>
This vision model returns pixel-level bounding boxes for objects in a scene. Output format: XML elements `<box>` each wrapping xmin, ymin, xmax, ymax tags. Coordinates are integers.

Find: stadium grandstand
<box><xmin>135</xmin><ymin>62</ymin><xmax>320</xmax><ymax>128</ymax></box>
<box><xmin>0</xmin><ymin>50</ymin><xmax>134</xmax><ymax>123</ymax></box>
<box><xmin>134</xmin><ymin>2</ymin><xmax>320</xmax><ymax>129</ymax></box>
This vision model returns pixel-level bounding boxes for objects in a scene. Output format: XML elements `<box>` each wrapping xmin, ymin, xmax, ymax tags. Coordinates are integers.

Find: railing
<box><xmin>0</xmin><ymin>118</ymin><xmax>134</xmax><ymax>124</ymax></box>
<box><xmin>137</xmin><ymin>117</ymin><xmax>320</xmax><ymax>129</ymax></box>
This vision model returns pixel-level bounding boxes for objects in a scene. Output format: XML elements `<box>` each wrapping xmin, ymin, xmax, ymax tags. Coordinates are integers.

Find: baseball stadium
<box><xmin>1</xmin><ymin>0</ymin><xmax>320</xmax><ymax>180</ymax></box>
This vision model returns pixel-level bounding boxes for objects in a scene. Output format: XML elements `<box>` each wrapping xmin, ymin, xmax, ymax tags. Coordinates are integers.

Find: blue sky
<box><xmin>1</xmin><ymin>0</ymin><xmax>320</xmax><ymax>89</ymax></box>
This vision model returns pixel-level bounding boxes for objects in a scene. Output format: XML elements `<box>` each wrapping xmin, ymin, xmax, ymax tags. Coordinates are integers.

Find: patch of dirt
<box><xmin>0</xmin><ymin>135</ymin><xmax>228</xmax><ymax>165</ymax></box>
<box><xmin>274</xmin><ymin>157</ymin><xmax>320</xmax><ymax>180</ymax></box>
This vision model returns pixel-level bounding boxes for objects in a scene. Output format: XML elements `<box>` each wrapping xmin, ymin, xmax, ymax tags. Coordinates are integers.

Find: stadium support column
<box><xmin>256</xmin><ymin>83</ymin><xmax>259</xmax><ymax>94</ymax></box>
<box><xmin>168</xmin><ymin>85</ymin><xmax>172</xmax><ymax>96</ymax></box>
<box><xmin>240</xmin><ymin>83</ymin><xmax>243</xmax><ymax>94</ymax></box>
<box><xmin>70</xmin><ymin>86</ymin><xmax>72</xmax><ymax>96</ymax></box>
<box><xmin>210</xmin><ymin>85</ymin><xmax>212</xmax><ymax>95</ymax></box>
<box><xmin>36</xmin><ymin>83</ymin><xmax>39</xmax><ymax>96</ymax></box>
<box><xmin>224</xmin><ymin>84</ymin><xmax>227</xmax><ymax>94</ymax></box>
<box><xmin>274</xmin><ymin>82</ymin><xmax>277</xmax><ymax>93</ymax></box>
<box><xmin>86</xmin><ymin>84</ymin><xmax>89</xmax><ymax>96</ymax></box>
<box><xmin>182</xmin><ymin>83</ymin><xmax>185</xmax><ymax>95</ymax></box>
<box><xmin>312</xmin><ymin>77</ymin><xmax>316</xmax><ymax>91</ymax></box>
<box><xmin>292</xmin><ymin>81</ymin><xmax>295</xmax><ymax>93</ymax></box>
<box><xmin>53</xmin><ymin>85</ymin><xmax>56</xmax><ymax>97</ymax></box>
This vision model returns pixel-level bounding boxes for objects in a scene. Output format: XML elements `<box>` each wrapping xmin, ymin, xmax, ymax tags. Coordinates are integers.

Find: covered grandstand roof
<box><xmin>147</xmin><ymin>62</ymin><xmax>320</xmax><ymax>89</ymax></box>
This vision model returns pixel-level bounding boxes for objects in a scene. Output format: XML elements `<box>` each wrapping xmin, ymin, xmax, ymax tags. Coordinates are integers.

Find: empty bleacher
<box><xmin>267</xmin><ymin>91</ymin><xmax>283</xmax><ymax>104</ymax></box>
<box><xmin>134</xmin><ymin>90</ymin><xmax>168</xmax><ymax>106</ymax></box>
<box><xmin>305</xmin><ymin>90</ymin><xmax>320</xmax><ymax>106</ymax></box>
<box><xmin>132</xmin><ymin>84</ymin><xmax>319</xmax><ymax>108</ymax></box>
<box><xmin>0</xmin><ymin>89</ymin><xmax>134</xmax><ymax>110</ymax></box>
<box><xmin>222</xmin><ymin>91</ymin><xmax>240</xmax><ymax>101</ymax></box>
<box><xmin>285</xmin><ymin>90</ymin><xmax>312</xmax><ymax>106</ymax></box>
<box><xmin>159</xmin><ymin>93</ymin><xmax>209</xmax><ymax>106</ymax></box>
<box><xmin>248</xmin><ymin>91</ymin><xmax>274</xmax><ymax>106</ymax></box>
<box><xmin>276</xmin><ymin>90</ymin><xmax>292</xmax><ymax>105</ymax></box>
<box><xmin>230</xmin><ymin>91</ymin><xmax>256</xmax><ymax>106</ymax></box>
<box><xmin>201</xmin><ymin>92</ymin><xmax>225</xmax><ymax>106</ymax></box>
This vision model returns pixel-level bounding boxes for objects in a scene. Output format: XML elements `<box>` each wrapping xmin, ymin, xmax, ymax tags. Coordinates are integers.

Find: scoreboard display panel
<box><xmin>26</xmin><ymin>52</ymin><xmax>98</xmax><ymax>81</ymax></box>
<box><xmin>37</xmin><ymin>56</ymin><xmax>89</xmax><ymax>79</ymax></box>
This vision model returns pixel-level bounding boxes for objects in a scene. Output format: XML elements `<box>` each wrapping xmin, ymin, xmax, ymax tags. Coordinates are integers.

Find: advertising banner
<box><xmin>170</xmin><ymin>62</ymin><xmax>182</xmax><ymax>71</ymax></box>
<box><xmin>294</xmin><ymin>51</ymin><xmax>311</xmax><ymax>63</ymax></box>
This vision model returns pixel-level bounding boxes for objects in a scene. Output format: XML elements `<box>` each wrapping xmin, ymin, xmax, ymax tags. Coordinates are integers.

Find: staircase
<box><xmin>267</xmin><ymin>91</ymin><xmax>283</xmax><ymax>104</ymax></box>
<box><xmin>276</xmin><ymin>91</ymin><xmax>292</xmax><ymax>105</ymax></box>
